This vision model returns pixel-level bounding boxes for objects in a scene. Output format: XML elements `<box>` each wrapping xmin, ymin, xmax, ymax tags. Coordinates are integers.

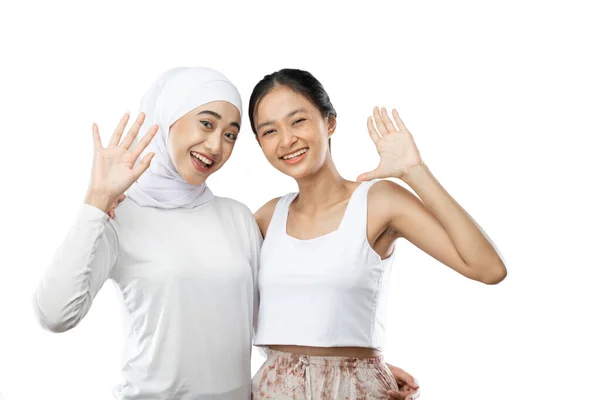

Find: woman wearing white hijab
<box><xmin>33</xmin><ymin>67</ymin><xmax>261</xmax><ymax>399</ymax></box>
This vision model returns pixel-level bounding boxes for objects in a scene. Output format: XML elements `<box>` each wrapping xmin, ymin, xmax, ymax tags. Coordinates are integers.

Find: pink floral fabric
<box><xmin>252</xmin><ymin>349</ymin><xmax>399</xmax><ymax>399</ymax></box>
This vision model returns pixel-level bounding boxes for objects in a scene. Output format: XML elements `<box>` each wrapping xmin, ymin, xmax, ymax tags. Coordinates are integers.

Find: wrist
<box><xmin>399</xmin><ymin>161</ymin><xmax>428</xmax><ymax>183</ymax></box>
<box><xmin>84</xmin><ymin>189</ymin><xmax>115</xmax><ymax>213</ymax></box>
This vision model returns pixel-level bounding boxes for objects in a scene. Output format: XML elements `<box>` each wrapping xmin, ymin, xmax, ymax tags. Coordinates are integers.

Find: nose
<box><xmin>279</xmin><ymin>127</ymin><xmax>298</xmax><ymax>149</ymax></box>
<box><xmin>204</xmin><ymin>131</ymin><xmax>222</xmax><ymax>157</ymax></box>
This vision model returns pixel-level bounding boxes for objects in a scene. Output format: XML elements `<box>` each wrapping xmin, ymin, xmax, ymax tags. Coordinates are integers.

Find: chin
<box><xmin>181</xmin><ymin>171</ymin><xmax>209</xmax><ymax>186</ymax></box>
<box><xmin>277</xmin><ymin>155</ymin><xmax>324</xmax><ymax>179</ymax></box>
<box><xmin>278</xmin><ymin>165</ymin><xmax>314</xmax><ymax>180</ymax></box>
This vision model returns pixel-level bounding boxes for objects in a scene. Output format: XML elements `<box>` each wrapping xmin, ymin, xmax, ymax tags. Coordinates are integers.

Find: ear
<box><xmin>326</xmin><ymin>114</ymin><xmax>337</xmax><ymax>138</ymax></box>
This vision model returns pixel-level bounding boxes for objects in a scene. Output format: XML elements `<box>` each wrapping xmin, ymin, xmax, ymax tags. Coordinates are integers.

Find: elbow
<box><xmin>32</xmin><ymin>294</ymin><xmax>77</xmax><ymax>333</ymax></box>
<box><xmin>37</xmin><ymin>316</ymin><xmax>74</xmax><ymax>333</ymax></box>
<box><xmin>481</xmin><ymin>271</ymin><xmax>507</xmax><ymax>285</ymax></box>
<box><xmin>478</xmin><ymin>262</ymin><xmax>507</xmax><ymax>285</ymax></box>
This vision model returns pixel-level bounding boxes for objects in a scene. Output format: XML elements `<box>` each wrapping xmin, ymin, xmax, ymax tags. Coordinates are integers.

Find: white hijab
<box><xmin>127</xmin><ymin>67</ymin><xmax>243</xmax><ymax>209</ymax></box>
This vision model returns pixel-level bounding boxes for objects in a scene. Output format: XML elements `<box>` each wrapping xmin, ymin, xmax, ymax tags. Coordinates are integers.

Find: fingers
<box><xmin>387</xmin><ymin>363</ymin><xmax>419</xmax><ymax>390</ymax></box>
<box><xmin>387</xmin><ymin>389</ymin><xmax>408</xmax><ymax>400</ymax></box>
<box><xmin>380</xmin><ymin>107</ymin><xmax>397</xmax><ymax>132</ymax></box>
<box><xmin>92</xmin><ymin>123</ymin><xmax>103</xmax><ymax>150</ymax></box>
<box><xmin>393</xmin><ymin>369</ymin><xmax>418</xmax><ymax>389</ymax></box>
<box><xmin>373</xmin><ymin>106</ymin><xmax>389</xmax><ymax>136</ymax></box>
<box><xmin>108</xmin><ymin>194</ymin><xmax>126</xmax><ymax>219</ymax></box>
<box><xmin>108</xmin><ymin>201</ymin><xmax>117</xmax><ymax>219</ymax></box>
<box><xmin>367</xmin><ymin>117</ymin><xmax>381</xmax><ymax>144</ymax></box>
<box><xmin>392</xmin><ymin>109</ymin><xmax>408</xmax><ymax>131</ymax></box>
<box><xmin>388</xmin><ymin>387</ymin><xmax>419</xmax><ymax>400</ymax></box>
<box><xmin>132</xmin><ymin>152</ymin><xmax>155</xmax><ymax>179</ymax></box>
<box><xmin>108</xmin><ymin>113</ymin><xmax>131</xmax><ymax>147</ymax></box>
<box><xmin>120</xmin><ymin>112</ymin><xmax>147</xmax><ymax>150</ymax></box>
<box><xmin>128</xmin><ymin>124</ymin><xmax>159</xmax><ymax>162</ymax></box>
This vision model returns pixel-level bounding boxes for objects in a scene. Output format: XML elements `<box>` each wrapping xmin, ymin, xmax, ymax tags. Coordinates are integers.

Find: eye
<box><xmin>292</xmin><ymin>118</ymin><xmax>306</xmax><ymax>126</ymax></box>
<box><xmin>262</xmin><ymin>129</ymin><xmax>275</xmax><ymax>136</ymax></box>
<box><xmin>200</xmin><ymin>120</ymin><xmax>213</xmax><ymax>129</ymax></box>
<box><xmin>224</xmin><ymin>132</ymin><xmax>238</xmax><ymax>141</ymax></box>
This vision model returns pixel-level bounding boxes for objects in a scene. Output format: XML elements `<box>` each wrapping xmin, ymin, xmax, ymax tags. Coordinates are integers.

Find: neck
<box><xmin>294</xmin><ymin>154</ymin><xmax>353</xmax><ymax>213</ymax></box>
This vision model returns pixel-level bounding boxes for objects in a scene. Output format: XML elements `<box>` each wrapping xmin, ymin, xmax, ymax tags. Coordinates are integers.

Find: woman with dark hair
<box><xmin>250</xmin><ymin>69</ymin><xmax>506</xmax><ymax>399</ymax></box>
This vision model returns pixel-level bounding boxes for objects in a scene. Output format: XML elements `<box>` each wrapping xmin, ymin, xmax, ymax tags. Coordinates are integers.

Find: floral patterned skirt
<box><xmin>252</xmin><ymin>349</ymin><xmax>399</xmax><ymax>399</ymax></box>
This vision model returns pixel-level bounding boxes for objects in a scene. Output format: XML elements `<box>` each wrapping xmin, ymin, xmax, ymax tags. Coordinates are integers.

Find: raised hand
<box><xmin>357</xmin><ymin>107</ymin><xmax>423</xmax><ymax>182</ymax></box>
<box><xmin>85</xmin><ymin>112</ymin><xmax>158</xmax><ymax>213</ymax></box>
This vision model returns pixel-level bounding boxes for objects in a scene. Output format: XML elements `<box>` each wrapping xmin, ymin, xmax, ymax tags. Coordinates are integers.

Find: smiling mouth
<box><xmin>191</xmin><ymin>151</ymin><xmax>215</xmax><ymax>171</ymax></box>
<box><xmin>280</xmin><ymin>148</ymin><xmax>308</xmax><ymax>161</ymax></box>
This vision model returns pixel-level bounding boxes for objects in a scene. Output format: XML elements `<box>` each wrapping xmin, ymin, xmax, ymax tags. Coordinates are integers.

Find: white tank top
<box><xmin>254</xmin><ymin>181</ymin><xmax>396</xmax><ymax>350</ymax></box>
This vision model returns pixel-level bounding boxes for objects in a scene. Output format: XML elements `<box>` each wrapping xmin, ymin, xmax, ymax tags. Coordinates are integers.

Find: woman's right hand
<box><xmin>85</xmin><ymin>112</ymin><xmax>158</xmax><ymax>213</ymax></box>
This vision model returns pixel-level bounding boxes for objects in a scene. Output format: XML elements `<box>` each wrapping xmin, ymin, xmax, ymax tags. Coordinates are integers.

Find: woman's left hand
<box><xmin>357</xmin><ymin>107</ymin><xmax>423</xmax><ymax>182</ymax></box>
<box><xmin>386</xmin><ymin>363</ymin><xmax>420</xmax><ymax>400</ymax></box>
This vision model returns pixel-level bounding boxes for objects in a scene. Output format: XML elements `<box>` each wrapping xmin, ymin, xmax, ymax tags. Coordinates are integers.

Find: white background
<box><xmin>1</xmin><ymin>1</ymin><xmax>599</xmax><ymax>399</ymax></box>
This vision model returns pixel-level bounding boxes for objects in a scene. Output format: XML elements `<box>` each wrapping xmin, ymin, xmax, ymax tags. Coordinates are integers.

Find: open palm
<box><xmin>357</xmin><ymin>107</ymin><xmax>422</xmax><ymax>181</ymax></box>
<box><xmin>87</xmin><ymin>112</ymin><xmax>158</xmax><ymax>211</ymax></box>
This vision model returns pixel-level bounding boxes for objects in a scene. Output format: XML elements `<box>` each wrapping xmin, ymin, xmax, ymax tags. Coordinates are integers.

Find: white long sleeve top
<box><xmin>33</xmin><ymin>197</ymin><xmax>262</xmax><ymax>399</ymax></box>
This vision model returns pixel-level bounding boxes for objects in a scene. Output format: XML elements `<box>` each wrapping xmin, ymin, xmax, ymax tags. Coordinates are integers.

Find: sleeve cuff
<box><xmin>78</xmin><ymin>203</ymin><xmax>110</xmax><ymax>223</ymax></box>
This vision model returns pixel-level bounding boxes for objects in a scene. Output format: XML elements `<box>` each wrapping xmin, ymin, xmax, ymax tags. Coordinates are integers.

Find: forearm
<box><xmin>85</xmin><ymin>189</ymin><xmax>116</xmax><ymax>214</ymax></box>
<box><xmin>400</xmin><ymin>164</ymin><xmax>506</xmax><ymax>280</ymax></box>
<box><xmin>33</xmin><ymin>204</ymin><xmax>117</xmax><ymax>332</ymax></box>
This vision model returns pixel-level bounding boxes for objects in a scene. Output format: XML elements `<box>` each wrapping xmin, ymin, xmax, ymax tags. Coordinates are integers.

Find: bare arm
<box><xmin>376</xmin><ymin>168</ymin><xmax>506</xmax><ymax>284</ymax></box>
<box><xmin>359</xmin><ymin>106</ymin><xmax>506</xmax><ymax>285</ymax></box>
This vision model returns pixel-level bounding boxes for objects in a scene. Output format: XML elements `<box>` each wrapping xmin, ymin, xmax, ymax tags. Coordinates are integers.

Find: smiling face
<box><xmin>167</xmin><ymin>100</ymin><xmax>241</xmax><ymax>185</ymax></box>
<box><xmin>253</xmin><ymin>86</ymin><xmax>336</xmax><ymax>179</ymax></box>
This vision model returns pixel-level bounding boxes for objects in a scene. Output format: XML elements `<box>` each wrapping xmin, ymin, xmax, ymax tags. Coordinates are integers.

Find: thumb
<box><xmin>356</xmin><ymin>170</ymin><xmax>379</xmax><ymax>182</ymax></box>
<box><xmin>133</xmin><ymin>152</ymin><xmax>155</xmax><ymax>178</ymax></box>
<box><xmin>357</xmin><ymin>162</ymin><xmax>386</xmax><ymax>182</ymax></box>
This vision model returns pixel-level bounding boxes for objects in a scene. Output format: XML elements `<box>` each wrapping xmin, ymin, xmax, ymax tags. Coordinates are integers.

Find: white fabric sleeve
<box><xmin>32</xmin><ymin>203</ymin><xmax>118</xmax><ymax>333</ymax></box>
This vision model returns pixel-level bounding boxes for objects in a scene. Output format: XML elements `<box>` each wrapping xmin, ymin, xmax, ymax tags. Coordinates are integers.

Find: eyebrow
<box><xmin>198</xmin><ymin>110</ymin><xmax>240</xmax><ymax>131</ymax></box>
<box><xmin>256</xmin><ymin>108</ymin><xmax>308</xmax><ymax>131</ymax></box>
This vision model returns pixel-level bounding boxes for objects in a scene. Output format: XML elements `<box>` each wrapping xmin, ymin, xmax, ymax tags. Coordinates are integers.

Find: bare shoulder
<box><xmin>367</xmin><ymin>179</ymin><xmax>422</xmax><ymax>229</ymax></box>
<box><xmin>368</xmin><ymin>179</ymin><xmax>415</xmax><ymax>206</ymax></box>
<box><xmin>254</xmin><ymin>197</ymin><xmax>281</xmax><ymax>238</ymax></box>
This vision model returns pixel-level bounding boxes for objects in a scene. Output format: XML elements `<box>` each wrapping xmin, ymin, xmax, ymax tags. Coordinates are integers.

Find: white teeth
<box><xmin>283</xmin><ymin>148</ymin><xmax>308</xmax><ymax>160</ymax></box>
<box><xmin>191</xmin><ymin>152</ymin><xmax>213</xmax><ymax>165</ymax></box>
